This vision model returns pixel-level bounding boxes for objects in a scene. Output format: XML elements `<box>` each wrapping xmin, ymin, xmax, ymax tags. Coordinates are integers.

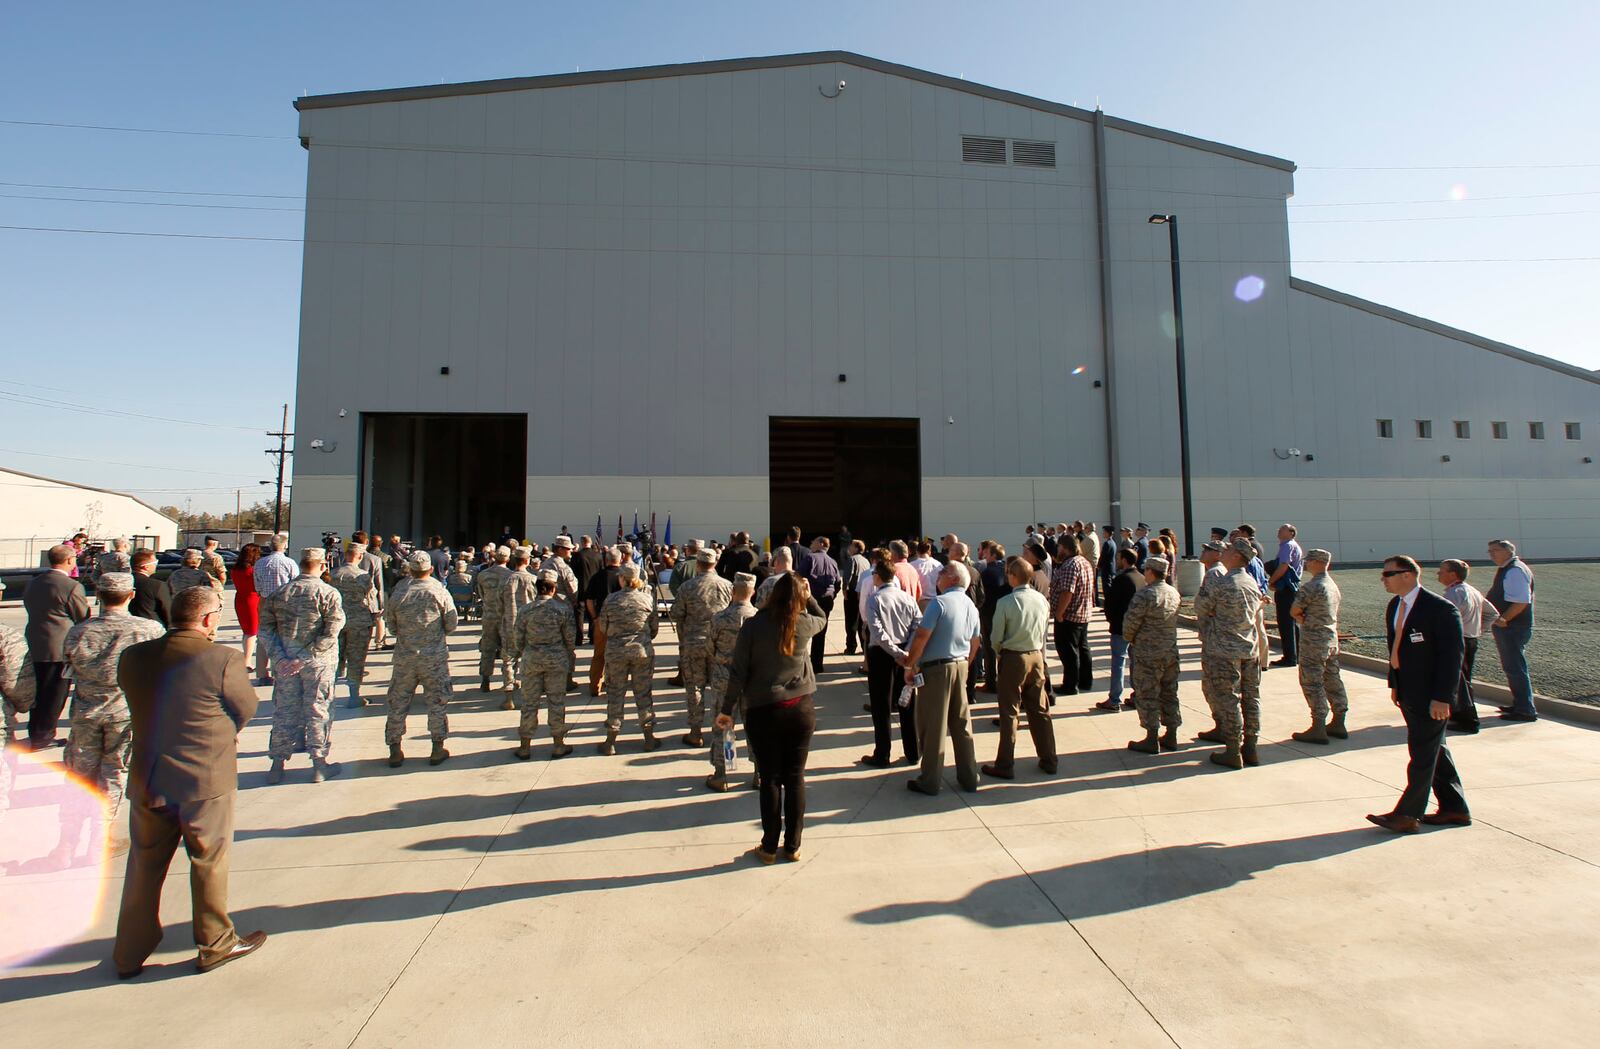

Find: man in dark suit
<box><xmin>1367</xmin><ymin>555</ymin><xmax>1470</xmax><ymax>834</ymax></box>
<box><xmin>129</xmin><ymin>549</ymin><xmax>168</xmax><ymax>626</ymax></box>
<box><xmin>23</xmin><ymin>544</ymin><xmax>91</xmax><ymax>750</ymax></box>
<box><xmin>112</xmin><ymin>586</ymin><xmax>267</xmax><ymax>978</ymax></box>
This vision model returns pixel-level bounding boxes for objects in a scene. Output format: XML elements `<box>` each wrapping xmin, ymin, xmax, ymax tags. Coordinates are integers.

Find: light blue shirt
<box><xmin>254</xmin><ymin>551</ymin><xmax>299</xmax><ymax>599</ymax></box>
<box><xmin>916</xmin><ymin>589</ymin><xmax>981</xmax><ymax>664</ymax></box>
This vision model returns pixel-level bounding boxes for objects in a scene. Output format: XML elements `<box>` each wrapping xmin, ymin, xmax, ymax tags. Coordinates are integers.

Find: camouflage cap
<box><xmin>1201</xmin><ymin>539</ymin><xmax>1226</xmax><ymax>553</ymax></box>
<box><xmin>695</xmin><ymin>548</ymin><xmax>717</xmax><ymax>564</ymax></box>
<box><xmin>553</xmin><ymin>535</ymin><xmax>574</xmax><ymax>549</ymax></box>
<box><xmin>1143</xmin><ymin>555</ymin><xmax>1169</xmax><ymax>576</ymax></box>
<box><xmin>407</xmin><ymin>550</ymin><xmax>433</xmax><ymax>572</ymax></box>
<box><xmin>1306</xmin><ymin>548</ymin><xmax>1333</xmax><ymax>563</ymax></box>
<box><xmin>1228</xmin><ymin>537</ymin><xmax>1256</xmax><ymax>559</ymax></box>
<box><xmin>302</xmin><ymin>547</ymin><xmax>326</xmax><ymax>563</ymax></box>
<box><xmin>496</xmin><ymin>545</ymin><xmax>511</xmax><ymax>559</ymax></box>
<box><xmin>97</xmin><ymin>571</ymin><xmax>134</xmax><ymax>594</ymax></box>
<box><xmin>537</xmin><ymin>569</ymin><xmax>559</xmax><ymax>583</ymax></box>
<box><xmin>732</xmin><ymin>572</ymin><xmax>757</xmax><ymax>589</ymax></box>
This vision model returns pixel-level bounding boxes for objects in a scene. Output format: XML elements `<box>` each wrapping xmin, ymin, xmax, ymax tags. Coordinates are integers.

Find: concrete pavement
<box><xmin>2</xmin><ymin>600</ymin><xmax>1597</xmax><ymax>1048</ymax></box>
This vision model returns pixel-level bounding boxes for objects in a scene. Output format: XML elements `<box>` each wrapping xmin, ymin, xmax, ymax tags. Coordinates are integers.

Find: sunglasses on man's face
<box><xmin>1380</xmin><ymin>569</ymin><xmax>1414</xmax><ymax>578</ymax></box>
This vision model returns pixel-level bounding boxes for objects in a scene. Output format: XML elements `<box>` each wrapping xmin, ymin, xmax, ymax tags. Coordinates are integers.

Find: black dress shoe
<box><xmin>1447</xmin><ymin>720</ymin><xmax>1480</xmax><ymax>734</ymax></box>
<box><xmin>116</xmin><ymin>965</ymin><xmax>144</xmax><ymax>980</ymax></box>
<box><xmin>906</xmin><ymin>779</ymin><xmax>939</xmax><ymax>796</ymax></box>
<box><xmin>1497</xmin><ymin>708</ymin><xmax>1538</xmax><ymax>722</ymax></box>
<box><xmin>858</xmin><ymin>754</ymin><xmax>892</xmax><ymax>768</ymax></box>
<box><xmin>1421</xmin><ymin>810</ymin><xmax>1473</xmax><ymax>827</ymax></box>
<box><xmin>1271</xmin><ymin>658</ymin><xmax>1297</xmax><ymax>668</ymax></box>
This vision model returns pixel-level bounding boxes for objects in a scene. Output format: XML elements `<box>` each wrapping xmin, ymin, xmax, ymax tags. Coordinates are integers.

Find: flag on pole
<box><xmin>662</xmin><ymin>514</ymin><xmax>672</xmax><ymax>547</ymax></box>
<box><xmin>595</xmin><ymin>514</ymin><xmax>603</xmax><ymax>542</ymax></box>
<box><xmin>632</xmin><ymin>511</ymin><xmax>640</xmax><ymax>536</ymax></box>
<box><xmin>617</xmin><ymin>515</ymin><xmax>623</xmax><ymax>541</ymax></box>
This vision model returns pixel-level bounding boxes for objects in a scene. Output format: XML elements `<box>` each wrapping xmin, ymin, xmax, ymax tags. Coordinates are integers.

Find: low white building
<box><xmin>0</xmin><ymin>467</ymin><xmax>179</xmax><ymax>568</ymax></box>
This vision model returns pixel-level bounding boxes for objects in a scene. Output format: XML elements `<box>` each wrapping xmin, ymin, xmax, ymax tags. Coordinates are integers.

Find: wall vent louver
<box><xmin>1010</xmin><ymin>139</ymin><xmax>1057</xmax><ymax>167</ymax></box>
<box><xmin>961</xmin><ymin>135</ymin><xmax>1007</xmax><ymax>164</ymax></box>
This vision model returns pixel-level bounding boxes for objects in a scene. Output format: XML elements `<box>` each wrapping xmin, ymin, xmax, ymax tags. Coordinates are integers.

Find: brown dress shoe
<box><xmin>1420</xmin><ymin>811</ymin><xmax>1472</xmax><ymax>827</ymax></box>
<box><xmin>980</xmin><ymin>763</ymin><xmax>1014</xmax><ymax>780</ymax></box>
<box><xmin>197</xmin><ymin>930</ymin><xmax>268</xmax><ymax>973</ymax></box>
<box><xmin>1365</xmin><ymin>812</ymin><xmax>1421</xmax><ymax>834</ymax></box>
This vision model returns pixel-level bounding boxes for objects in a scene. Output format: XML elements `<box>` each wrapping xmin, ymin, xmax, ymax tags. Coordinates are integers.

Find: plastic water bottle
<box><xmin>722</xmin><ymin>735</ymin><xmax>737</xmax><ymax>772</ymax></box>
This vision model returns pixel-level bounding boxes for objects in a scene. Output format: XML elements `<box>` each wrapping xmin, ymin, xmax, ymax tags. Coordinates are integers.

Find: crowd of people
<box><xmin>0</xmin><ymin>516</ymin><xmax>1544</xmax><ymax>976</ymax></box>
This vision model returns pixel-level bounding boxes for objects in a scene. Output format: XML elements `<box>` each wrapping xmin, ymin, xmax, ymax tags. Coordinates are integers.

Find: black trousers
<box><xmin>842</xmin><ymin>593</ymin><xmax>860</xmax><ymax>654</ymax></box>
<box><xmin>745</xmin><ymin>696</ymin><xmax>816</xmax><ymax>853</ymax></box>
<box><xmin>809</xmin><ymin>594</ymin><xmax>834</xmax><ymax>673</ymax></box>
<box><xmin>1052</xmin><ymin>621</ymin><xmax>1092</xmax><ymax>694</ymax></box>
<box><xmin>978</xmin><ymin>612</ymin><xmax>996</xmax><ymax>686</ymax></box>
<box><xmin>29</xmin><ymin>661</ymin><xmax>71</xmax><ymax>749</ymax></box>
<box><xmin>1275</xmin><ymin>587</ymin><xmax>1299</xmax><ymax>663</ymax></box>
<box><xmin>1453</xmin><ymin>636</ymin><xmax>1480</xmax><ymax>726</ymax></box>
<box><xmin>866</xmin><ymin>646</ymin><xmax>918</xmax><ymax>762</ymax></box>
<box><xmin>1396</xmin><ymin>699</ymin><xmax>1468</xmax><ymax>818</ymax></box>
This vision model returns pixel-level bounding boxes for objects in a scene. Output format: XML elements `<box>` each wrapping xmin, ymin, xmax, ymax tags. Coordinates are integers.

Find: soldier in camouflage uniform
<box><xmin>669</xmin><ymin>546</ymin><xmax>733</xmax><ymax>747</ymax></box>
<box><xmin>260</xmin><ymin>548</ymin><xmax>346</xmax><ymax>784</ymax></box>
<box><xmin>1</xmin><ymin>585</ymin><xmax>36</xmax><ymax>746</ymax></box>
<box><xmin>595</xmin><ymin>562</ymin><xmax>660</xmax><ymax>754</ymax></box>
<box><xmin>1192</xmin><ymin>541</ymin><xmax>1229</xmax><ymax>743</ymax></box>
<box><xmin>92</xmin><ymin>538</ymin><xmax>132</xmax><ymax>585</ymax></box>
<box><xmin>473</xmin><ymin>546</ymin><xmax>513</xmax><ymax>691</ymax></box>
<box><xmin>164</xmin><ymin>548</ymin><xmax>215</xmax><ymax>602</ymax></box>
<box><xmin>540</xmin><ymin>535</ymin><xmax>582</xmax><ymax>687</ymax></box>
<box><xmin>499</xmin><ymin>548</ymin><xmax>539</xmax><ymax>708</ymax></box>
<box><xmin>54</xmin><ymin>573</ymin><xmax>165</xmax><ymax>861</ymax></box>
<box><xmin>1122</xmin><ymin>556</ymin><xmax>1182</xmax><ymax>754</ymax></box>
<box><xmin>385</xmin><ymin>550</ymin><xmax>459</xmax><ymax>767</ymax></box>
<box><xmin>201</xmin><ymin>537</ymin><xmax>228</xmax><ymax>592</ymax></box>
<box><xmin>331</xmin><ymin>542</ymin><xmax>379</xmax><ymax>709</ymax></box>
<box><xmin>1193</xmin><ymin>538</ymin><xmax>1263</xmax><ymax>769</ymax></box>
<box><xmin>1290</xmin><ymin>548</ymin><xmax>1350</xmax><ymax>745</ymax></box>
<box><xmin>511</xmin><ymin>571</ymin><xmax>576</xmax><ymax>760</ymax></box>
<box><xmin>704</xmin><ymin>572</ymin><xmax>757</xmax><ymax>791</ymax></box>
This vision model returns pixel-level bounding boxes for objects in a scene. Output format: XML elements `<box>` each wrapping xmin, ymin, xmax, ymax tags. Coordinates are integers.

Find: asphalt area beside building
<box><xmin>2</xmin><ymin>597</ymin><xmax>1598</xmax><ymax>1049</ymax></box>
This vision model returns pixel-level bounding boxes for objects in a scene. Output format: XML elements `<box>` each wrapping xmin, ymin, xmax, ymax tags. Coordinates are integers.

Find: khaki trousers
<box><xmin>914</xmin><ymin>660</ymin><xmax>978</xmax><ymax>793</ymax></box>
<box><xmin>993</xmin><ymin>649</ymin><xmax>1057</xmax><ymax>773</ymax></box>
<box><xmin>112</xmin><ymin>792</ymin><xmax>241</xmax><ymax>972</ymax></box>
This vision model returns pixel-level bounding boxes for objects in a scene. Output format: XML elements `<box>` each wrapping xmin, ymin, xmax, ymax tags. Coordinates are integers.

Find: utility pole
<box><xmin>235</xmin><ymin>489</ymin><xmax>242</xmax><ymax>549</ymax></box>
<box><xmin>266</xmin><ymin>403</ymin><xmax>293</xmax><ymax>536</ymax></box>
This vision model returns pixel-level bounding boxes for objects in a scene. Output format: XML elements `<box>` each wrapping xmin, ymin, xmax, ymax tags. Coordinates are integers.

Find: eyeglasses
<box><xmin>1380</xmin><ymin>569</ymin><xmax>1414</xmax><ymax>578</ymax></box>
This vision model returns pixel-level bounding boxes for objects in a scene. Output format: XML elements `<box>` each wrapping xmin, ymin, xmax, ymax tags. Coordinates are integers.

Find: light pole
<box><xmin>1148</xmin><ymin>213</ymin><xmax>1195</xmax><ymax>560</ymax></box>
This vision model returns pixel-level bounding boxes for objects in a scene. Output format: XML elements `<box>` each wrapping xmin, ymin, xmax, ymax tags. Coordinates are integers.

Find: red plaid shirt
<box><xmin>1049</xmin><ymin>555</ymin><xmax>1094</xmax><ymax>624</ymax></box>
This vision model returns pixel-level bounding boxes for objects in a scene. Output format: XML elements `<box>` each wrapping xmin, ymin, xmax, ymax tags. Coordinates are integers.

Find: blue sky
<box><xmin>2</xmin><ymin>2</ymin><xmax>1595</xmax><ymax>513</ymax></box>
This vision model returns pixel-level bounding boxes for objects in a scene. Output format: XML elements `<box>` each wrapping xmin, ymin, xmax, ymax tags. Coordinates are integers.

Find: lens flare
<box><xmin>1234</xmin><ymin>275</ymin><xmax>1266</xmax><ymax>303</ymax></box>
<box><xmin>1071</xmin><ymin>366</ymin><xmax>1087</xmax><ymax>375</ymax></box>
<box><xmin>0</xmin><ymin>748</ymin><xmax>116</xmax><ymax>970</ymax></box>
<box><xmin>1158</xmin><ymin>310</ymin><xmax>1176</xmax><ymax>339</ymax></box>
<box><xmin>1450</xmin><ymin>184</ymin><xmax>1469</xmax><ymax>202</ymax></box>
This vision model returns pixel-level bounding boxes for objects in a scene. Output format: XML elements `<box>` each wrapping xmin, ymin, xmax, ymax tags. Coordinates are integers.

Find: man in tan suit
<box><xmin>112</xmin><ymin>586</ymin><xmax>267</xmax><ymax>978</ymax></box>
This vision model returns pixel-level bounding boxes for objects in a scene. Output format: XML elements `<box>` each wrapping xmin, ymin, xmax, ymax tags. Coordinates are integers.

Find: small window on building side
<box><xmin>1454</xmin><ymin>420</ymin><xmax>1470</xmax><ymax>439</ymax></box>
<box><xmin>1491</xmin><ymin>421</ymin><xmax>1508</xmax><ymax>440</ymax></box>
<box><xmin>1566</xmin><ymin>422</ymin><xmax>1582</xmax><ymax>440</ymax></box>
<box><xmin>1415</xmin><ymin>420</ymin><xmax>1433</xmax><ymax>439</ymax></box>
<box><xmin>1377</xmin><ymin>419</ymin><xmax>1393</xmax><ymax>438</ymax></box>
<box><xmin>1529</xmin><ymin>421</ymin><xmax>1545</xmax><ymax>440</ymax></box>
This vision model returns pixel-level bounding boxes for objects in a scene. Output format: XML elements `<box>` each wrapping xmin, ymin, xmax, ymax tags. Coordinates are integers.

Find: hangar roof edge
<box><xmin>0</xmin><ymin>466</ymin><xmax>182</xmax><ymax>524</ymax></box>
<box><xmin>1289</xmin><ymin>278</ymin><xmax>1599</xmax><ymax>386</ymax></box>
<box><xmin>292</xmin><ymin>50</ymin><xmax>1297</xmax><ymax>174</ymax></box>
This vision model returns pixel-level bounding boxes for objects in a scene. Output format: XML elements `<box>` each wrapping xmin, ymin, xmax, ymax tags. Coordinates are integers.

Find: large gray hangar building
<box><xmin>288</xmin><ymin>51</ymin><xmax>1598</xmax><ymax>559</ymax></box>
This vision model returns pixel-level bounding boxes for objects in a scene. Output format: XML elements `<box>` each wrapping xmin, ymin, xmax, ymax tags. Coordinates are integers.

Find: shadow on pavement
<box><xmin>853</xmin><ymin>827</ymin><xmax>1396</xmax><ymax>926</ymax></box>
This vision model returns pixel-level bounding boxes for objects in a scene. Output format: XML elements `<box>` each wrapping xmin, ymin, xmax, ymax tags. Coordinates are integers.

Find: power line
<box><xmin>0</xmin><ymin>179</ymin><xmax>301</xmax><ymax>199</ymax></box>
<box><xmin>0</xmin><ymin>446</ymin><xmax>261</xmax><ymax>477</ymax></box>
<box><xmin>2</xmin><ymin>223</ymin><xmax>1596</xmax><ymax>264</ymax></box>
<box><xmin>0</xmin><ymin>389</ymin><xmax>269</xmax><ymax>432</ymax></box>
<box><xmin>1303</xmin><ymin>163</ymin><xmax>1600</xmax><ymax>171</ymax></box>
<box><xmin>0</xmin><ymin>191</ymin><xmax>303</xmax><ymax>212</ymax></box>
<box><xmin>0</xmin><ymin>118</ymin><xmax>289</xmax><ymax>140</ymax></box>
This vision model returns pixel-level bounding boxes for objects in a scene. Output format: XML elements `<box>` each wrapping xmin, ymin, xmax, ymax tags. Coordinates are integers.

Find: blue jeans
<box><xmin>1492</xmin><ymin>620</ymin><xmax>1535</xmax><ymax>714</ymax></box>
<box><xmin>1108</xmin><ymin>634</ymin><xmax>1129</xmax><ymax>704</ymax></box>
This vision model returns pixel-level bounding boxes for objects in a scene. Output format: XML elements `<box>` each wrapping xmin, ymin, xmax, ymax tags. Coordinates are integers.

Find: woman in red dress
<box><xmin>233</xmin><ymin>543</ymin><xmax>262</xmax><ymax>672</ymax></box>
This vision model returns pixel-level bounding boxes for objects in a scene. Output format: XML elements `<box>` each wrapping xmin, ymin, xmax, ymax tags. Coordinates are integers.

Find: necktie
<box><xmin>1390</xmin><ymin>597</ymin><xmax>1410</xmax><ymax>669</ymax></box>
